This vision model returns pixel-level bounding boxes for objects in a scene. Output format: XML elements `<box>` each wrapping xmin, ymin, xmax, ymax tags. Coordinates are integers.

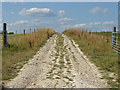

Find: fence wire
<box><xmin>0</xmin><ymin>35</ymin><xmax>2</xmax><ymax>49</ymax></box>
<box><xmin>112</xmin><ymin>31</ymin><xmax>120</xmax><ymax>54</ymax></box>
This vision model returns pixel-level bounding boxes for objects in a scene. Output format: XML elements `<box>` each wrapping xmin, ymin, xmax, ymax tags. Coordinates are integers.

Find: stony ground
<box><xmin>5</xmin><ymin>34</ymin><xmax>108</xmax><ymax>88</ymax></box>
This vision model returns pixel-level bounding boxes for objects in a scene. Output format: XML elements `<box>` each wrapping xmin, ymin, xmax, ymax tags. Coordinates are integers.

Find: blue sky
<box><xmin>1</xmin><ymin>2</ymin><xmax>118</xmax><ymax>33</ymax></box>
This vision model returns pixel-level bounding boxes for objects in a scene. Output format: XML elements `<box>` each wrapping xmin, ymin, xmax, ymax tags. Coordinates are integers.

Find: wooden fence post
<box><xmin>3</xmin><ymin>23</ymin><xmax>7</xmax><ymax>47</ymax></box>
<box><xmin>112</xmin><ymin>27</ymin><xmax>116</xmax><ymax>48</ymax></box>
<box><xmin>118</xmin><ymin>30</ymin><xmax>120</xmax><ymax>54</ymax></box>
<box><xmin>30</xmin><ymin>28</ymin><xmax>31</xmax><ymax>33</ymax></box>
<box><xmin>89</xmin><ymin>30</ymin><xmax>91</xmax><ymax>34</ymax></box>
<box><xmin>16</xmin><ymin>30</ymin><xmax>17</xmax><ymax>34</ymax></box>
<box><xmin>103</xmin><ymin>31</ymin><xmax>105</xmax><ymax>40</ymax></box>
<box><xmin>24</xmin><ymin>29</ymin><xmax>25</xmax><ymax>35</ymax></box>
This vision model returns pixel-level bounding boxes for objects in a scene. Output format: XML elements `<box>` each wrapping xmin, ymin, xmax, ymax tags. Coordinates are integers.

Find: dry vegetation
<box><xmin>2</xmin><ymin>28</ymin><xmax>119</xmax><ymax>88</ymax></box>
<box><xmin>2</xmin><ymin>28</ymin><xmax>55</xmax><ymax>81</ymax></box>
<box><xmin>63</xmin><ymin>28</ymin><xmax>119</xmax><ymax>88</ymax></box>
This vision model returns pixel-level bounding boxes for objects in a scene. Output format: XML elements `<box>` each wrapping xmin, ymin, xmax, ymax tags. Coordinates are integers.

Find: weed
<box><xmin>59</xmin><ymin>60</ymin><xmax>64</xmax><ymax>64</ymax></box>
<box><xmin>107</xmin><ymin>81</ymin><xmax>118</xmax><ymax>88</ymax></box>
<box><xmin>63</xmin><ymin>76</ymin><xmax>73</xmax><ymax>81</ymax></box>
<box><xmin>63</xmin><ymin>28</ymin><xmax>118</xmax><ymax>88</ymax></box>
<box><xmin>2</xmin><ymin>28</ymin><xmax>55</xmax><ymax>80</ymax></box>
<box><xmin>103</xmin><ymin>76</ymin><xmax>114</xmax><ymax>80</ymax></box>
<box><xmin>55</xmin><ymin>77</ymin><xmax>60</xmax><ymax>79</ymax></box>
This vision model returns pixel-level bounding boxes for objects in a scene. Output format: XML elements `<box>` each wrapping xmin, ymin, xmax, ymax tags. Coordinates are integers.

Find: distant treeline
<box><xmin>0</xmin><ymin>31</ymin><xmax>14</xmax><ymax>34</ymax></box>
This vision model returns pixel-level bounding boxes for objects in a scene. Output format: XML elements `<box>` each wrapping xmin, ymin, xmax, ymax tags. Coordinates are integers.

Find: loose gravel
<box><xmin>5</xmin><ymin>34</ymin><xmax>108</xmax><ymax>88</ymax></box>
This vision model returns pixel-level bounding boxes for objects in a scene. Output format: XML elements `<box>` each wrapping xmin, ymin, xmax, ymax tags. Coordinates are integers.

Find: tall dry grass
<box><xmin>8</xmin><ymin>28</ymin><xmax>55</xmax><ymax>50</ymax></box>
<box><xmin>63</xmin><ymin>28</ymin><xmax>118</xmax><ymax>73</ymax></box>
<box><xmin>2</xmin><ymin>28</ymin><xmax>55</xmax><ymax>81</ymax></box>
<box><xmin>63</xmin><ymin>29</ymin><xmax>119</xmax><ymax>87</ymax></box>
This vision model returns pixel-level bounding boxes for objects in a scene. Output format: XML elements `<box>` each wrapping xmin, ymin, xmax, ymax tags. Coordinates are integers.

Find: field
<box><xmin>92</xmin><ymin>32</ymin><xmax>112</xmax><ymax>37</ymax></box>
<box><xmin>2</xmin><ymin>28</ymin><xmax>119</xmax><ymax>88</ymax></box>
<box><xmin>63</xmin><ymin>29</ymin><xmax>119</xmax><ymax>88</ymax></box>
<box><xmin>2</xmin><ymin>28</ymin><xmax>55</xmax><ymax>81</ymax></box>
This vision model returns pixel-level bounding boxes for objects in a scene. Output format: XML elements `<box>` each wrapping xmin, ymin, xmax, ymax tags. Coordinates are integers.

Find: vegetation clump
<box><xmin>2</xmin><ymin>28</ymin><xmax>55</xmax><ymax>80</ymax></box>
<box><xmin>63</xmin><ymin>28</ymin><xmax>118</xmax><ymax>88</ymax></box>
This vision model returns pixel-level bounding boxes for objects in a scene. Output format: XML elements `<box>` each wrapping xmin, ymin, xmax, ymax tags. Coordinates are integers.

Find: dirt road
<box><xmin>5</xmin><ymin>34</ymin><xmax>108</xmax><ymax>88</ymax></box>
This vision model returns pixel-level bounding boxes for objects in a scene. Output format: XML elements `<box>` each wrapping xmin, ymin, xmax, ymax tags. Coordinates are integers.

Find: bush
<box><xmin>8</xmin><ymin>32</ymin><xmax>14</xmax><ymax>34</ymax></box>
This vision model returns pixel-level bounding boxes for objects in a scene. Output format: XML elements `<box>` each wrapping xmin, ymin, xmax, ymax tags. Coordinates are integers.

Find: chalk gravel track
<box><xmin>5</xmin><ymin>34</ymin><xmax>108</xmax><ymax>88</ymax></box>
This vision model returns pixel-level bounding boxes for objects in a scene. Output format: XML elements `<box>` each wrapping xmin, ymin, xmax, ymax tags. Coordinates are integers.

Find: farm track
<box><xmin>5</xmin><ymin>34</ymin><xmax>108</xmax><ymax>88</ymax></box>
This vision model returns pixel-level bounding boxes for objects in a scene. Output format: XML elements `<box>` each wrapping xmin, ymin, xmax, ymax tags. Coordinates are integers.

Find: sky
<box><xmin>0</xmin><ymin>0</ymin><xmax>120</xmax><ymax>2</ymax></box>
<box><xmin>0</xmin><ymin>1</ymin><xmax>119</xmax><ymax>33</ymax></box>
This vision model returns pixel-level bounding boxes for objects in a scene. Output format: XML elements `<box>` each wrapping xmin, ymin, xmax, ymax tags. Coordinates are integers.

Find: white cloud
<box><xmin>88</xmin><ymin>21</ymin><xmax>115</xmax><ymax>27</ymax></box>
<box><xmin>0</xmin><ymin>18</ymin><xmax>1</xmax><ymax>22</ymax></box>
<box><xmin>60</xmin><ymin>23</ymin><xmax>86</xmax><ymax>31</ymax></box>
<box><xmin>58</xmin><ymin>10</ymin><xmax>65</xmax><ymax>17</ymax></box>
<box><xmin>74</xmin><ymin>24</ymin><xmax>86</xmax><ymax>28</ymax></box>
<box><xmin>60</xmin><ymin>23</ymin><xmax>86</xmax><ymax>30</ymax></box>
<box><xmin>89</xmin><ymin>22</ymin><xmax>94</xmax><ymax>26</ymax></box>
<box><xmin>19</xmin><ymin>8</ymin><xmax>56</xmax><ymax>17</ymax></box>
<box><xmin>89</xmin><ymin>7</ymin><xmax>108</xmax><ymax>14</ymax></box>
<box><xmin>59</xmin><ymin>17</ymin><xmax>74</xmax><ymax>24</ymax></box>
<box><xmin>60</xmin><ymin>25</ymin><xmax>72</xmax><ymax>29</ymax></box>
<box><xmin>102</xmin><ymin>8</ymin><xmax>108</xmax><ymax>13</ymax></box>
<box><xmin>94</xmin><ymin>22</ymin><xmax>101</xmax><ymax>25</ymax></box>
<box><xmin>11</xmin><ymin>12</ymin><xmax>15</xmax><ymax>14</ymax></box>
<box><xmin>88</xmin><ymin>22</ymin><xmax>101</xmax><ymax>27</ymax></box>
<box><xmin>60</xmin><ymin>21</ymin><xmax>116</xmax><ymax>32</ymax></box>
<box><xmin>8</xmin><ymin>19</ymin><xmax>55</xmax><ymax>33</ymax></box>
<box><xmin>103</xmin><ymin>21</ymin><xmax>114</xmax><ymax>24</ymax></box>
<box><xmin>89</xmin><ymin>7</ymin><xmax>101</xmax><ymax>14</ymax></box>
<box><xmin>8</xmin><ymin>20</ymin><xmax>53</xmax><ymax>28</ymax></box>
<box><xmin>9</xmin><ymin>20</ymin><xmax>28</xmax><ymax>26</ymax></box>
<box><xmin>19</xmin><ymin>8</ymin><xmax>66</xmax><ymax>17</ymax></box>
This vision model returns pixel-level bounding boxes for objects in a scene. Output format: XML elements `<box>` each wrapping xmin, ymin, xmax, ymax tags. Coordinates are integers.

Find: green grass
<box><xmin>92</xmin><ymin>32</ymin><xmax>112</xmax><ymax>37</ymax></box>
<box><xmin>102</xmin><ymin>76</ymin><xmax>114</xmax><ymax>80</ymax></box>
<box><xmin>59</xmin><ymin>60</ymin><xmax>64</xmax><ymax>64</ymax></box>
<box><xmin>46</xmin><ymin>34</ymin><xmax>65</xmax><ymax>80</ymax></box>
<box><xmin>55</xmin><ymin>76</ymin><xmax>60</xmax><ymax>79</ymax></box>
<box><xmin>63</xmin><ymin>76</ymin><xmax>73</xmax><ymax>81</ymax></box>
<box><xmin>46</xmin><ymin>74</ymin><xmax>54</xmax><ymax>79</ymax></box>
<box><xmin>107</xmin><ymin>81</ymin><xmax>119</xmax><ymax>88</ymax></box>
<box><xmin>2</xmin><ymin>28</ymin><xmax>55</xmax><ymax>81</ymax></box>
<box><xmin>63</xmin><ymin>28</ymin><xmax>118</xmax><ymax>88</ymax></box>
<box><xmin>7</xmin><ymin>34</ymin><xmax>22</xmax><ymax>41</ymax></box>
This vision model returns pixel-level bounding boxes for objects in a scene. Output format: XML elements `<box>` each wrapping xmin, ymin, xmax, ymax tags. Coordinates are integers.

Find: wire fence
<box><xmin>112</xmin><ymin>27</ymin><xmax>120</xmax><ymax>54</ymax></box>
<box><xmin>0</xmin><ymin>35</ymin><xmax>2</xmax><ymax>49</ymax></box>
<box><xmin>1</xmin><ymin>23</ymin><xmax>120</xmax><ymax>54</ymax></box>
<box><xmin>1</xmin><ymin>23</ymin><xmax>38</xmax><ymax>47</ymax></box>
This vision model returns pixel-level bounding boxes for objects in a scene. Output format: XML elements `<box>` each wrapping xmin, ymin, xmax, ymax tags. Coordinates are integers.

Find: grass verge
<box><xmin>63</xmin><ymin>28</ymin><xmax>118</xmax><ymax>88</ymax></box>
<box><xmin>2</xmin><ymin>28</ymin><xmax>55</xmax><ymax>81</ymax></box>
